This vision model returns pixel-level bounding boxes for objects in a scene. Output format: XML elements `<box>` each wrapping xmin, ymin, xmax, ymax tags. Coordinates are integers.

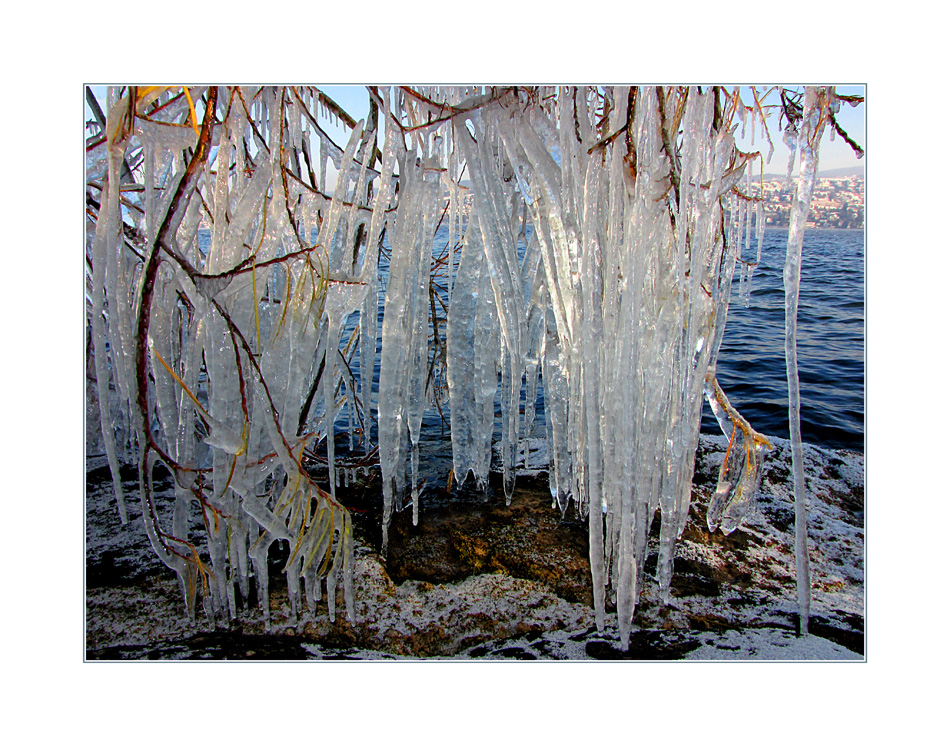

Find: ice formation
<box><xmin>781</xmin><ymin>87</ymin><xmax>832</xmax><ymax>635</ymax></box>
<box><xmin>86</xmin><ymin>85</ymin><xmax>846</xmax><ymax>648</ymax></box>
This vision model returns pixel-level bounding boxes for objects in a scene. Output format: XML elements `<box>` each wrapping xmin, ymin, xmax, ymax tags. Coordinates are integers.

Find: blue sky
<box><xmin>735</xmin><ymin>84</ymin><xmax>866</xmax><ymax>174</ymax></box>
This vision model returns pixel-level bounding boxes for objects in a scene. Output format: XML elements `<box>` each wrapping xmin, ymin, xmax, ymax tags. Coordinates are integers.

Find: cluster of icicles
<box><xmin>87</xmin><ymin>85</ymin><xmax>817</xmax><ymax>649</ymax></box>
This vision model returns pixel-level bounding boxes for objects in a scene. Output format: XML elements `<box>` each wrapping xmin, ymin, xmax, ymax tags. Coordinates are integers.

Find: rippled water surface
<box><xmin>704</xmin><ymin>228</ymin><xmax>865</xmax><ymax>450</ymax></box>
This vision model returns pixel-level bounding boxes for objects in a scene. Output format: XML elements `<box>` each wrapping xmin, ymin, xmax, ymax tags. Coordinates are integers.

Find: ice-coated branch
<box><xmin>703</xmin><ymin>375</ymin><xmax>773</xmax><ymax>533</ymax></box>
<box><xmin>829</xmin><ymin>113</ymin><xmax>865</xmax><ymax>159</ymax></box>
<box><xmin>132</xmin><ymin>86</ymin><xmax>219</xmax><ymax>581</ymax></box>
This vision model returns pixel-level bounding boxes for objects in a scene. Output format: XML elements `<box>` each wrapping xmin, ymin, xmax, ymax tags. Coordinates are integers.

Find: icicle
<box><xmin>783</xmin><ymin>86</ymin><xmax>828</xmax><ymax>636</ymax></box>
<box><xmin>447</xmin><ymin>211</ymin><xmax>498</xmax><ymax>492</ymax></box>
<box><xmin>343</xmin><ymin>511</ymin><xmax>356</xmax><ymax>622</ymax></box>
<box><xmin>377</xmin><ymin>149</ymin><xmax>438</xmax><ymax>552</ymax></box>
<box><xmin>458</xmin><ymin>116</ymin><xmax>527</xmax><ymax>503</ymax></box>
<box><xmin>784</xmin><ymin>113</ymin><xmax>801</xmax><ymax>182</ymax></box>
<box><xmin>90</xmin><ymin>98</ymin><xmax>131</xmax><ymax>524</ymax></box>
<box><xmin>410</xmin><ymin>440</ymin><xmax>420</xmax><ymax>525</ymax></box>
<box><xmin>358</xmin><ymin>110</ymin><xmax>397</xmax><ymax>451</ymax></box>
<box><xmin>541</xmin><ymin>304</ymin><xmax>571</xmax><ymax>512</ymax></box>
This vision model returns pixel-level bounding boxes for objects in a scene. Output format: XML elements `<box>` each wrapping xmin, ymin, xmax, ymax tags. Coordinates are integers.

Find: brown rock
<box><xmin>386</xmin><ymin>471</ymin><xmax>594</xmax><ymax>606</ymax></box>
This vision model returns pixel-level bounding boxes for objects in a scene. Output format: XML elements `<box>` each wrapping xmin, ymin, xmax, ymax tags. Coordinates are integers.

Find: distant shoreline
<box><xmin>763</xmin><ymin>168</ymin><xmax>865</xmax><ymax>180</ymax></box>
<box><xmin>763</xmin><ymin>226</ymin><xmax>865</xmax><ymax>233</ymax></box>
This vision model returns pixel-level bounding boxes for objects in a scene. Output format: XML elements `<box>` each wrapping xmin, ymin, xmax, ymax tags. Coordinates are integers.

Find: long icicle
<box><xmin>783</xmin><ymin>86</ymin><xmax>828</xmax><ymax>636</ymax></box>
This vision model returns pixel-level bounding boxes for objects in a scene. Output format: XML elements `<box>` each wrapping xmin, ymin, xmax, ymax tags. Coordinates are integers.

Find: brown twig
<box><xmin>400</xmin><ymin>85</ymin><xmax>519</xmax><ymax>133</ymax></box>
<box><xmin>134</xmin><ymin>85</ymin><xmax>219</xmax><ymax>563</ymax></box>
<box><xmin>624</xmin><ymin>86</ymin><xmax>638</xmax><ymax>185</ymax></box>
<box><xmin>656</xmin><ymin>86</ymin><xmax>680</xmax><ymax>205</ymax></box>
<box><xmin>829</xmin><ymin>113</ymin><xmax>865</xmax><ymax>159</ymax></box>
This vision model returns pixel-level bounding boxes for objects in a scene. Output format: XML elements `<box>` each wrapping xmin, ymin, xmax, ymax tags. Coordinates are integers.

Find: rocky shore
<box><xmin>85</xmin><ymin>434</ymin><xmax>864</xmax><ymax>660</ymax></box>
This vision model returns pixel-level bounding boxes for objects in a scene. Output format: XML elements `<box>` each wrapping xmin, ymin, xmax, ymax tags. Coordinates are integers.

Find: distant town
<box><xmin>753</xmin><ymin>173</ymin><xmax>864</xmax><ymax>230</ymax></box>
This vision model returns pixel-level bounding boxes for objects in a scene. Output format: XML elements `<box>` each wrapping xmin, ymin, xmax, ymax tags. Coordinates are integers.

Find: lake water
<box><xmin>704</xmin><ymin>228</ymin><xmax>864</xmax><ymax>451</ymax></box>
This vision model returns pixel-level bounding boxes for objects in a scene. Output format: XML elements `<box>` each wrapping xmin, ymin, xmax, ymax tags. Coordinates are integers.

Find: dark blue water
<box><xmin>702</xmin><ymin>228</ymin><xmax>865</xmax><ymax>451</ymax></box>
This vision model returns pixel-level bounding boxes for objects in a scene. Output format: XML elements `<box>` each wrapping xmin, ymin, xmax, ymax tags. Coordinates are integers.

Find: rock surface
<box><xmin>85</xmin><ymin>434</ymin><xmax>864</xmax><ymax>660</ymax></box>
